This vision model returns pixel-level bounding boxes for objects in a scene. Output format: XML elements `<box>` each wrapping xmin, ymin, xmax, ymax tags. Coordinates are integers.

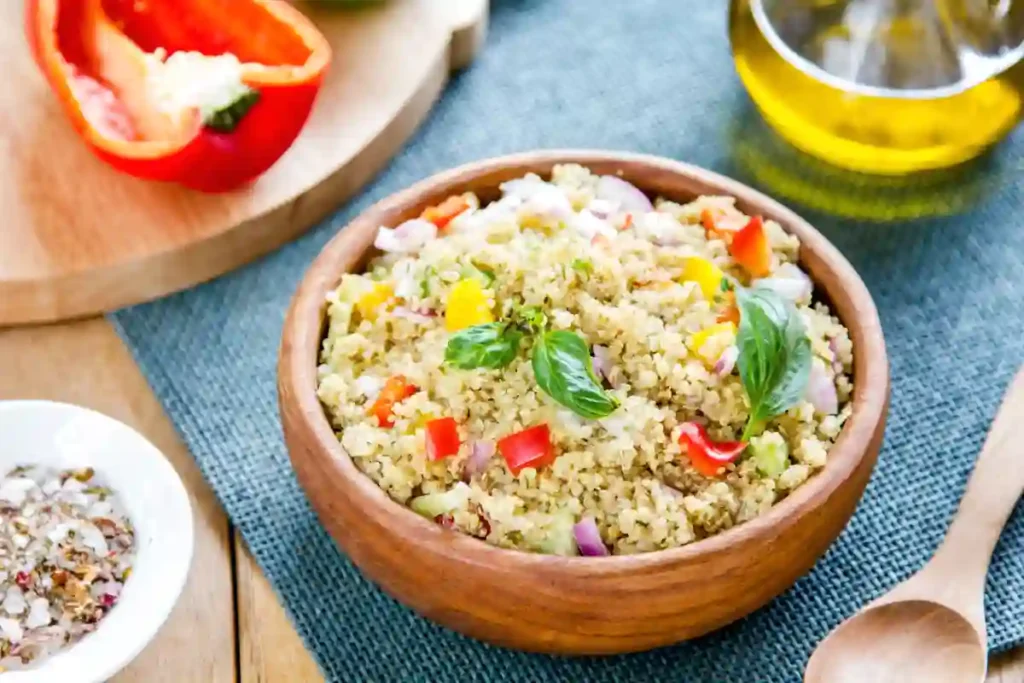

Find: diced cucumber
<box><xmin>750</xmin><ymin>431</ymin><xmax>789</xmax><ymax>478</ymax></box>
<box><xmin>535</xmin><ymin>510</ymin><xmax>578</xmax><ymax>556</ymax></box>
<box><xmin>410</xmin><ymin>482</ymin><xmax>472</xmax><ymax>519</ymax></box>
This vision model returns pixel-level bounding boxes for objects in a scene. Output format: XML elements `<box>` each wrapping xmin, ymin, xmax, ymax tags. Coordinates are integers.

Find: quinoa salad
<box><xmin>317</xmin><ymin>165</ymin><xmax>854</xmax><ymax>557</ymax></box>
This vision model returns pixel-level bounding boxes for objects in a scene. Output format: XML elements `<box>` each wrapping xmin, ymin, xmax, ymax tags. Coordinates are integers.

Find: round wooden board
<box><xmin>0</xmin><ymin>0</ymin><xmax>488</xmax><ymax>326</ymax></box>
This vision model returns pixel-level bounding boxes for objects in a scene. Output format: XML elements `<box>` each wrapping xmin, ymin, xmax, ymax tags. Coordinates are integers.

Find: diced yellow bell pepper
<box><xmin>356</xmin><ymin>283</ymin><xmax>394</xmax><ymax>321</ymax></box>
<box><xmin>688</xmin><ymin>322</ymin><xmax>737</xmax><ymax>364</ymax></box>
<box><xmin>445</xmin><ymin>278</ymin><xmax>494</xmax><ymax>332</ymax></box>
<box><xmin>680</xmin><ymin>257</ymin><xmax>725</xmax><ymax>300</ymax></box>
<box><xmin>408</xmin><ymin>411</ymin><xmax>436</xmax><ymax>435</ymax></box>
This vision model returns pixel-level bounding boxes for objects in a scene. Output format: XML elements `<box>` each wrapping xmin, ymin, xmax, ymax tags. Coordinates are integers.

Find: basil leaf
<box><xmin>736</xmin><ymin>288</ymin><xmax>812</xmax><ymax>439</ymax></box>
<box><xmin>532</xmin><ymin>331</ymin><xmax>619</xmax><ymax>419</ymax></box>
<box><xmin>445</xmin><ymin>323</ymin><xmax>522</xmax><ymax>369</ymax></box>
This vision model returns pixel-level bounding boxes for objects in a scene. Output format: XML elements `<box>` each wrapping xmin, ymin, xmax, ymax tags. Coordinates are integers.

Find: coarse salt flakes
<box><xmin>0</xmin><ymin>466</ymin><xmax>135</xmax><ymax>671</ymax></box>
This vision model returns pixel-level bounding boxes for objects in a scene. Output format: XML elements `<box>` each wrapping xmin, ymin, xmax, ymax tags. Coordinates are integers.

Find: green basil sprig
<box><xmin>532</xmin><ymin>331</ymin><xmax>619</xmax><ymax>419</ymax></box>
<box><xmin>735</xmin><ymin>287</ymin><xmax>812</xmax><ymax>440</ymax></box>
<box><xmin>445</xmin><ymin>323</ymin><xmax>523</xmax><ymax>370</ymax></box>
<box><xmin>443</xmin><ymin>309</ymin><xmax>619</xmax><ymax>419</ymax></box>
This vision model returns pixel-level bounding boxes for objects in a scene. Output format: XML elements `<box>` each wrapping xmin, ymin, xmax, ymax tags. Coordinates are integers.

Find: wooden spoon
<box><xmin>805</xmin><ymin>368</ymin><xmax>1024</xmax><ymax>683</ymax></box>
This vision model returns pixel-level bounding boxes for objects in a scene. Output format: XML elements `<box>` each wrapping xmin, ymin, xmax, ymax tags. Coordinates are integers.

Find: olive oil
<box><xmin>729</xmin><ymin>0</ymin><xmax>1024</xmax><ymax>174</ymax></box>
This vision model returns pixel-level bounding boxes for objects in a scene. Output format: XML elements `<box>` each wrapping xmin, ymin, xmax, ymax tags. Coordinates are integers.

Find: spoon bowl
<box><xmin>804</xmin><ymin>367</ymin><xmax>1024</xmax><ymax>682</ymax></box>
<box><xmin>805</xmin><ymin>600</ymin><xmax>987</xmax><ymax>683</ymax></box>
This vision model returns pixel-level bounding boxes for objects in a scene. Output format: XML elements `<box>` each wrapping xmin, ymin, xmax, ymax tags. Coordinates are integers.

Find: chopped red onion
<box><xmin>828</xmin><ymin>337</ymin><xmax>844</xmax><ymax>374</ymax></box>
<box><xmin>500</xmin><ymin>176</ymin><xmax>550</xmax><ymax>200</ymax></box>
<box><xmin>374</xmin><ymin>218</ymin><xmax>437</xmax><ymax>254</ymax></box>
<box><xmin>596</xmin><ymin>175</ymin><xmax>653</xmax><ymax>213</ymax></box>
<box><xmin>713</xmin><ymin>345</ymin><xmax>739</xmax><ymax>377</ymax></box>
<box><xmin>591</xmin><ymin>345</ymin><xmax>622</xmax><ymax>388</ymax></box>
<box><xmin>592</xmin><ymin>345</ymin><xmax>611</xmax><ymax>378</ymax></box>
<box><xmin>754</xmin><ymin>263</ymin><xmax>812</xmax><ymax>302</ymax></box>
<box><xmin>520</xmin><ymin>187</ymin><xmax>574</xmax><ymax>224</ymax></box>
<box><xmin>587</xmin><ymin>198</ymin><xmax>618</xmax><ymax>219</ymax></box>
<box><xmin>571</xmin><ymin>209</ymin><xmax>616</xmax><ymax>239</ymax></box>
<box><xmin>573</xmin><ymin>517</ymin><xmax>609</xmax><ymax>557</ymax></box>
<box><xmin>354</xmin><ymin>375</ymin><xmax>383</xmax><ymax>399</ymax></box>
<box><xmin>391</xmin><ymin>306</ymin><xmax>434</xmax><ymax>324</ymax></box>
<box><xmin>463</xmin><ymin>440</ymin><xmax>495</xmax><ymax>480</ymax></box>
<box><xmin>806</xmin><ymin>362</ymin><xmax>838</xmax><ymax>415</ymax></box>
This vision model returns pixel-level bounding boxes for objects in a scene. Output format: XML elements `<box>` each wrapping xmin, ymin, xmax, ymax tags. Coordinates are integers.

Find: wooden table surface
<box><xmin>0</xmin><ymin>316</ymin><xmax>1021</xmax><ymax>682</ymax></box>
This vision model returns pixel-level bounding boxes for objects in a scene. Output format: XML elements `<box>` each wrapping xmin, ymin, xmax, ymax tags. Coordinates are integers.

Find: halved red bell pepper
<box><xmin>729</xmin><ymin>216</ymin><xmax>772</xmax><ymax>278</ymax></box>
<box><xmin>26</xmin><ymin>0</ymin><xmax>331</xmax><ymax>192</ymax></box>
<box><xmin>678</xmin><ymin>422</ymin><xmax>746</xmax><ymax>477</ymax></box>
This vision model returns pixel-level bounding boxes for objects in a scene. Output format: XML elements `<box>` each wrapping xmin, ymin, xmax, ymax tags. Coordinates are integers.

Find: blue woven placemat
<box><xmin>111</xmin><ymin>1</ymin><xmax>1024</xmax><ymax>680</ymax></box>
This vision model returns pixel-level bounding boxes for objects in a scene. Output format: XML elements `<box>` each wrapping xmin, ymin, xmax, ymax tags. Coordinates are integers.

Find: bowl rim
<box><xmin>0</xmin><ymin>400</ymin><xmax>195</xmax><ymax>683</ymax></box>
<box><xmin>279</xmin><ymin>149</ymin><xmax>889</xmax><ymax>572</ymax></box>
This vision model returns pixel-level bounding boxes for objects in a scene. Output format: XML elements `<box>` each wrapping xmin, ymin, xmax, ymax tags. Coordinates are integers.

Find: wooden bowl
<box><xmin>278</xmin><ymin>151</ymin><xmax>890</xmax><ymax>654</ymax></box>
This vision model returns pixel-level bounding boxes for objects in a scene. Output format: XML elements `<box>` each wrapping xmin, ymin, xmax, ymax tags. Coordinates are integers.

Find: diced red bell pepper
<box><xmin>678</xmin><ymin>421</ymin><xmax>746</xmax><ymax>477</ymax></box>
<box><xmin>717</xmin><ymin>305</ymin><xmax>741</xmax><ymax>326</ymax></box>
<box><xmin>497</xmin><ymin>424</ymin><xmax>555</xmax><ymax>475</ymax></box>
<box><xmin>25</xmin><ymin>0</ymin><xmax>331</xmax><ymax>192</ymax></box>
<box><xmin>369</xmin><ymin>376</ymin><xmax>418</xmax><ymax>428</ymax></box>
<box><xmin>701</xmin><ymin>209</ymin><xmax>730</xmax><ymax>243</ymax></box>
<box><xmin>729</xmin><ymin>216</ymin><xmax>772</xmax><ymax>278</ymax></box>
<box><xmin>424</xmin><ymin>417</ymin><xmax>461</xmax><ymax>461</ymax></box>
<box><xmin>421</xmin><ymin>195</ymin><xmax>471</xmax><ymax>230</ymax></box>
<box><xmin>717</xmin><ymin>290</ymin><xmax>740</xmax><ymax>325</ymax></box>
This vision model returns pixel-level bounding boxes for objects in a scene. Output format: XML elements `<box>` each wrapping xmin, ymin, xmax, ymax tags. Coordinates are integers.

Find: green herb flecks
<box><xmin>735</xmin><ymin>287</ymin><xmax>811</xmax><ymax>440</ymax></box>
<box><xmin>461</xmin><ymin>263</ymin><xmax>496</xmax><ymax>288</ymax></box>
<box><xmin>420</xmin><ymin>266</ymin><xmax>436</xmax><ymax>298</ymax></box>
<box><xmin>515</xmin><ymin>305</ymin><xmax>548</xmax><ymax>333</ymax></box>
<box><xmin>531</xmin><ymin>331</ymin><xmax>619</xmax><ymax>419</ymax></box>
<box><xmin>204</xmin><ymin>87</ymin><xmax>260</xmax><ymax>133</ymax></box>
<box><xmin>444</xmin><ymin>323</ymin><xmax>522</xmax><ymax>370</ymax></box>
<box><xmin>571</xmin><ymin>258</ymin><xmax>593</xmax><ymax>276</ymax></box>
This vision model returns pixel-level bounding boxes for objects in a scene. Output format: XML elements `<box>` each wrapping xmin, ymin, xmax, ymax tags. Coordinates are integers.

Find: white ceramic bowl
<box><xmin>0</xmin><ymin>401</ymin><xmax>194</xmax><ymax>683</ymax></box>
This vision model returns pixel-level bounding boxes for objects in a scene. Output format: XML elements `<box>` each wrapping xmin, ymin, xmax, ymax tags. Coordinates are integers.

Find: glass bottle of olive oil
<box><xmin>729</xmin><ymin>0</ymin><xmax>1024</xmax><ymax>174</ymax></box>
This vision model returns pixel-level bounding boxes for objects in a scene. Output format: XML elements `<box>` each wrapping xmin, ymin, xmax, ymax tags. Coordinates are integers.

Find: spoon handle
<box><xmin>922</xmin><ymin>368</ymin><xmax>1024</xmax><ymax>609</ymax></box>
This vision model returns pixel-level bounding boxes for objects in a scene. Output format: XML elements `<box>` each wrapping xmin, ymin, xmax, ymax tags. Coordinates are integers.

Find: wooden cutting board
<box><xmin>0</xmin><ymin>0</ymin><xmax>488</xmax><ymax>326</ymax></box>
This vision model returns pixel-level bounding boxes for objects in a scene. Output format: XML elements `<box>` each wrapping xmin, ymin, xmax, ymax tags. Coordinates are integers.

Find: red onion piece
<box><xmin>391</xmin><ymin>306</ymin><xmax>434</xmax><ymax>324</ymax></box>
<box><xmin>591</xmin><ymin>345</ymin><xmax>621</xmax><ymax>388</ymax></box>
<box><xmin>806</xmin><ymin>362</ymin><xmax>838</xmax><ymax>415</ymax></box>
<box><xmin>713</xmin><ymin>345</ymin><xmax>739</xmax><ymax>377</ymax></box>
<box><xmin>374</xmin><ymin>218</ymin><xmax>437</xmax><ymax>254</ymax></box>
<box><xmin>463</xmin><ymin>440</ymin><xmax>495</xmax><ymax>480</ymax></box>
<box><xmin>596</xmin><ymin>175</ymin><xmax>653</xmax><ymax>213</ymax></box>
<box><xmin>573</xmin><ymin>517</ymin><xmax>610</xmax><ymax>556</ymax></box>
<box><xmin>587</xmin><ymin>198</ymin><xmax>618</xmax><ymax>219</ymax></box>
<box><xmin>521</xmin><ymin>188</ymin><xmax>574</xmax><ymax>224</ymax></box>
<box><xmin>572</xmin><ymin>209</ymin><xmax>616</xmax><ymax>239</ymax></box>
<box><xmin>354</xmin><ymin>375</ymin><xmax>383</xmax><ymax>399</ymax></box>
<box><xmin>754</xmin><ymin>263</ymin><xmax>812</xmax><ymax>302</ymax></box>
<box><xmin>828</xmin><ymin>337</ymin><xmax>844</xmax><ymax>374</ymax></box>
<box><xmin>500</xmin><ymin>177</ymin><xmax>550</xmax><ymax>200</ymax></box>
